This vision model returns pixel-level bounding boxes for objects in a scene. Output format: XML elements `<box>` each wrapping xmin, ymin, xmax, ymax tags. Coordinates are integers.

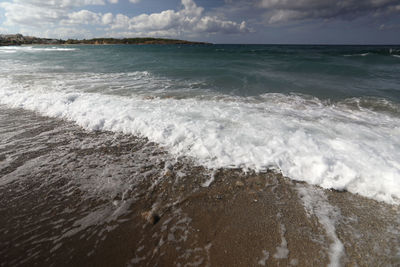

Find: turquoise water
<box><xmin>5</xmin><ymin>44</ymin><xmax>400</xmax><ymax>101</ymax></box>
<box><xmin>1</xmin><ymin>44</ymin><xmax>400</xmax><ymax>204</ymax></box>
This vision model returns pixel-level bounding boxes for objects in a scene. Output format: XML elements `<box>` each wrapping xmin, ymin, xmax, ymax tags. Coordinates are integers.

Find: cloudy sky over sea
<box><xmin>0</xmin><ymin>0</ymin><xmax>400</xmax><ymax>44</ymax></box>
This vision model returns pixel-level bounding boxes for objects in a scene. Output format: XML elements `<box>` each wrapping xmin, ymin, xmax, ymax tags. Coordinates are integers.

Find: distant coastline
<box><xmin>0</xmin><ymin>34</ymin><xmax>210</xmax><ymax>46</ymax></box>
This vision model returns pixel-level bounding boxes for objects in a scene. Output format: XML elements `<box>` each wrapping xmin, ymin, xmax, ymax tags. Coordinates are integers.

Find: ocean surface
<box><xmin>1</xmin><ymin>44</ymin><xmax>399</xmax><ymax>203</ymax></box>
<box><xmin>1</xmin><ymin>44</ymin><xmax>400</xmax><ymax>266</ymax></box>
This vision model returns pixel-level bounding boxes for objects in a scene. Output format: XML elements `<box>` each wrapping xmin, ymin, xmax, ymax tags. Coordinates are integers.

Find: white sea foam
<box><xmin>273</xmin><ymin>221</ymin><xmax>289</xmax><ymax>259</ymax></box>
<box><xmin>344</xmin><ymin>52</ymin><xmax>370</xmax><ymax>57</ymax></box>
<box><xmin>0</xmin><ymin>72</ymin><xmax>400</xmax><ymax>204</ymax></box>
<box><xmin>0</xmin><ymin>46</ymin><xmax>77</xmax><ymax>53</ymax></box>
<box><xmin>297</xmin><ymin>185</ymin><xmax>344</xmax><ymax>267</ymax></box>
<box><xmin>258</xmin><ymin>250</ymin><xmax>270</xmax><ymax>266</ymax></box>
<box><xmin>0</xmin><ymin>49</ymin><xmax>17</xmax><ymax>53</ymax></box>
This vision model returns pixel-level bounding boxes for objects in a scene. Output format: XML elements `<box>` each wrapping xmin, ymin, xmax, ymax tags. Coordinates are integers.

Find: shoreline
<box><xmin>0</xmin><ymin>106</ymin><xmax>399</xmax><ymax>266</ymax></box>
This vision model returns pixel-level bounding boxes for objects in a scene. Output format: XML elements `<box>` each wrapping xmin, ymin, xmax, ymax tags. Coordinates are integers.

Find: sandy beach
<box><xmin>1</xmin><ymin>107</ymin><xmax>399</xmax><ymax>266</ymax></box>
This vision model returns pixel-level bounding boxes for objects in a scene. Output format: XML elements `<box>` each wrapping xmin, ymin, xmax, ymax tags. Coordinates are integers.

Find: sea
<box><xmin>0</xmin><ymin>44</ymin><xmax>400</xmax><ymax>266</ymax></box>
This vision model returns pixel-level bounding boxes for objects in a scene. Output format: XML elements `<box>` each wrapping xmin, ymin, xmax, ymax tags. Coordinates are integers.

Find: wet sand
<box><xmin>0</xmin><ymin>107</ymin><xmax>399</xmax><ymax>266</ymax></box>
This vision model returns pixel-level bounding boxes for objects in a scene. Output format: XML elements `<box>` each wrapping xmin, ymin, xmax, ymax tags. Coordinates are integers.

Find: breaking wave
<box><xmin>0</xmin><ymin>71</ymin><xmax>399</xmax><ymax>204</ymax></box>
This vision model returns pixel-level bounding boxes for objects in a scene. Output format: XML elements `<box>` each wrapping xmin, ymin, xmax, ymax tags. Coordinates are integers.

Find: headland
<box><xmin>0</xmin><ymin>34</ymin><xmax>209</xmax><ymax>46</ymax></box>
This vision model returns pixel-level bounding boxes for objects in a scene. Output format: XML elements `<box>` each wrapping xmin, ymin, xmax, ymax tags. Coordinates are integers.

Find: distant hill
<box><xmin>0</xmin><ymin>34</ymin><xmax>61</xmax><ymax>46</ymax></box>
<box><xmin>0</xmin><ymin>34</ymin><xmax>210</xmax><ymax>46</ymax></box>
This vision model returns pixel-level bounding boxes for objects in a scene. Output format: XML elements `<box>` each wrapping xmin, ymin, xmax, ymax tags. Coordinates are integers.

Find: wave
<box><xmin>0</xmin><ymin>46</ymin><xmax>77</xmax><ymax>52</ymax></box>
<box><xmin>0</xmin><ymin>72</ymin><xmax>399</xmax><ymax>205</ymax></box>
<box><xmin>343</xmin><ymin>48</ymin><xmax>400</xmax><ymax>58</ymax></box>
<box><xmin>0</xmin><ymin>50</ymin><xmax>17</xmax><ymax>54</ymax></box>
<box><xmin>337</xmin><ymin>97</ymin><xmax>400</xmax><ymax>116</ymax></box>
<box><xmin>344</xmin><ymin>53</ymin><xmax>370</xmax><ymax>57</ymax></box>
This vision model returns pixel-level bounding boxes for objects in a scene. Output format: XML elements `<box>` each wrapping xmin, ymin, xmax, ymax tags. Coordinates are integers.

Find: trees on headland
<box><xmin>0</xmin><ymin>34</ymin><xmax>209</xmax><ymax>46</ymax></box>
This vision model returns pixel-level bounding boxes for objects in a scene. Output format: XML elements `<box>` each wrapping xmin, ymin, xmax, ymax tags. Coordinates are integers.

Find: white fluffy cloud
<box><xmin>0</xmin><ymin>0</ymin><xmax>248</xmax><ymax>38</ymax></box>
<box><xmin>259</xmin><ymin>0</ymin><xmax>400</xmax><ymax>23</ymax></box>
<box><xmin>0</xmin><ymin>0</ymin><xmax>106</xmax><ymax>27</ymax></box>
<box><xmin>102</xmin><ymin>13</ymin><xmax>113</xmax><ymax>25</ymax></box>
<box><xmin>63</xmin><ymin>10</ymin><xmax>101</xmax><ymax>25</ymax></box>
<box><xmin>0</xmin><ymin>2</ymin><xmax>62</xmax><ymax>26</ymax></box>
<box><xmin>110</xmin><ymin>0</ymin><xmax>248</xmax><ymax>35</ymax></box>
<box><xmin>13</xmin><ymin>0</ymin><xmax>106</xmax><ymax>8</ymax></box>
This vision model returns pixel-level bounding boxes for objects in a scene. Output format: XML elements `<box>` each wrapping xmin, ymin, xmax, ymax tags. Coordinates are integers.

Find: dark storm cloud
<box><xmin>258</xmin><ymin>0</ymin><xmax>400</xmax><ymax>23</ymax></box>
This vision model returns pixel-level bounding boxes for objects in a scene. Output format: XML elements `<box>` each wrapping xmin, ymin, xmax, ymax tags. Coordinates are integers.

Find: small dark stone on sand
<box><xmin>152</xmin><ymin>214</ymin><xmax>161</xmax><ymax>225</ymax></box>
<box><xmin>141</xmin><ymin>211</ymin><xmax>161</xmax><ymax>225</ymax></box>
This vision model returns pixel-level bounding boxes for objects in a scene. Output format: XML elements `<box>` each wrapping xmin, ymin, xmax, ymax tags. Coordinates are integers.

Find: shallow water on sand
<box><xmin>1</xmin><ymin>106</ymin><xmax>399</xmax><ymax>266</ymax></box>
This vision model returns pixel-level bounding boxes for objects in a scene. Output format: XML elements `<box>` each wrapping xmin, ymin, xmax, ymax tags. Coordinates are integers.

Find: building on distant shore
<box><xmin>0</xmin><ymin>34</ymin><xmax>61</xmax><ymax>46</ymax></box>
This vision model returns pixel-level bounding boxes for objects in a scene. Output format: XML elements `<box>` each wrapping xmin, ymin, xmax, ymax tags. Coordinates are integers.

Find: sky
<box><xmin>0</xmin><ymin>0</ymin><xmax>399</xmax><ymax>44</ymax></box>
